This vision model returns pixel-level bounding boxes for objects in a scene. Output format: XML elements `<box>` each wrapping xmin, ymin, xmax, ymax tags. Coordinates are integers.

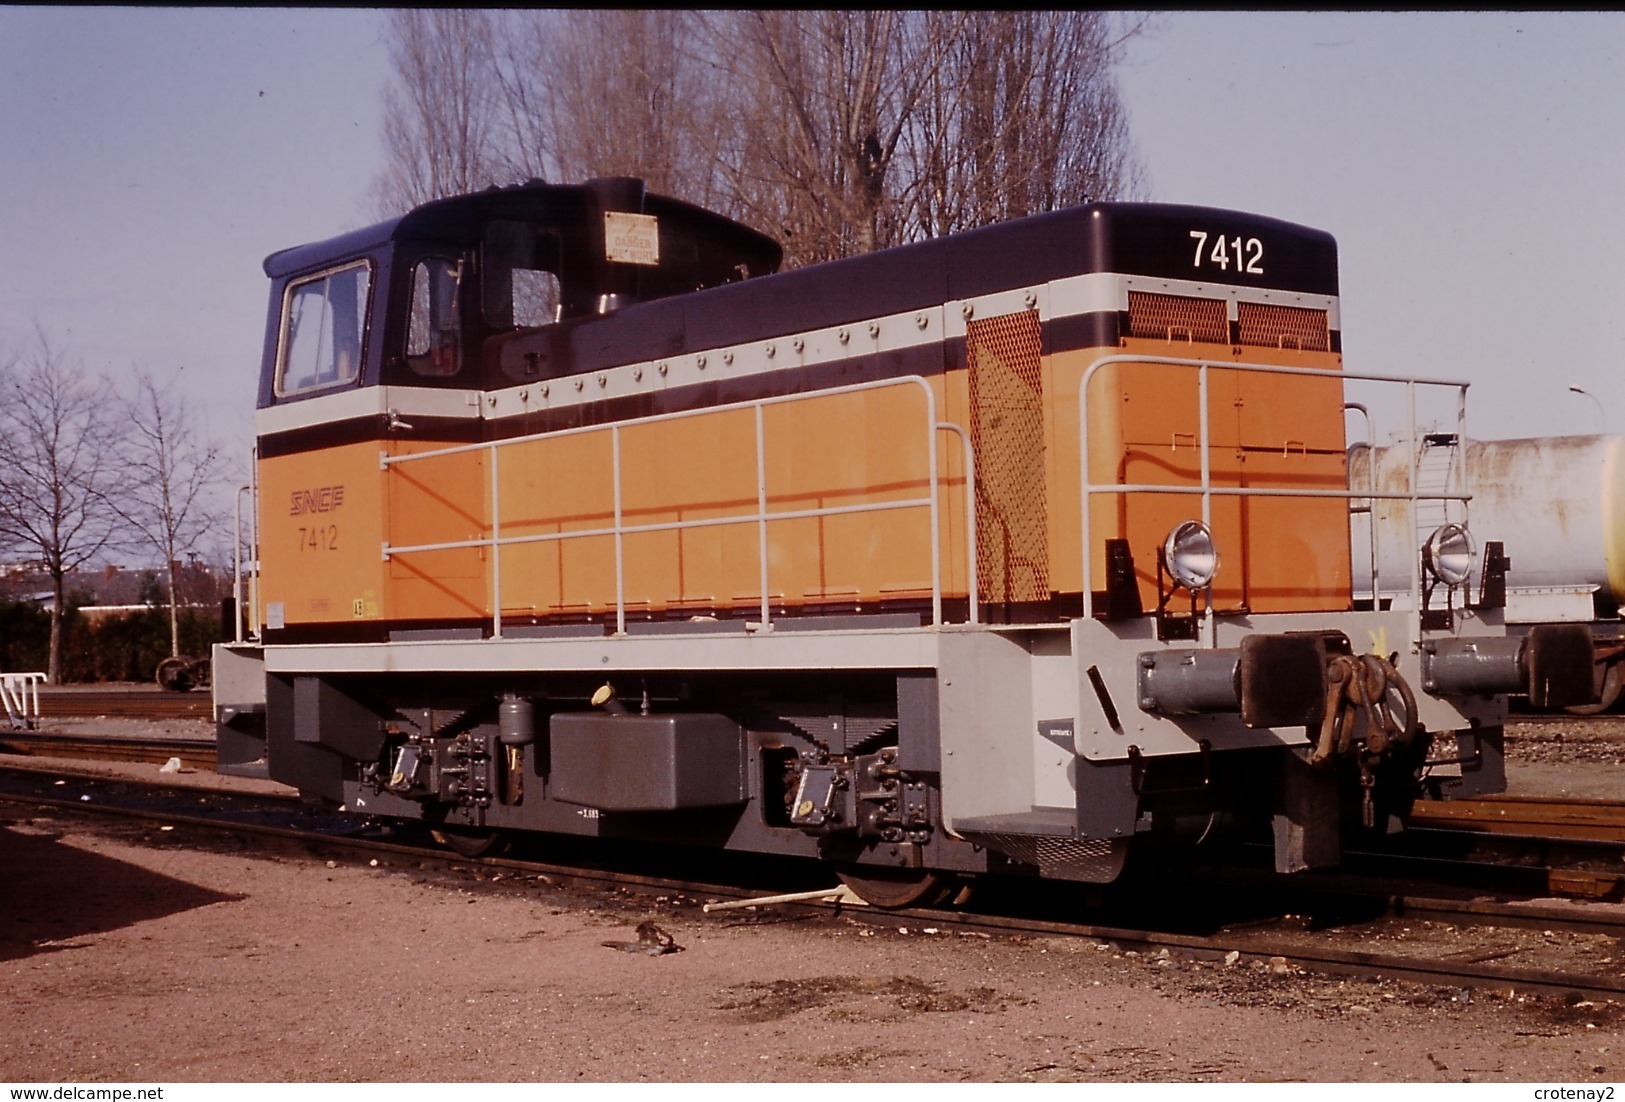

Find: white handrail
<box><xmin>1078</xmin><ymin>353</ymin><xmax>1472</xmax><ymax>646</ymax></box>
<box><xmin>382</xmin><ymin>375</ymin><xmax>974</xmax><ymax>633</ymax></box>
<box><xmin>233</xmin><ymin>483</ymin><xmax>253</xmax><ymax>644</ymax></box>
<box><xmin>230</xmin><ymin>442</ymin><xmax>264</xmax><ymax>644</ymax></box>
<box><xmin>937</xmin><ymin>421</ymin><xmax>979</xmax><ymax>626</ymax></box>
<box><xmin>1</xmin><ymin>672</ymin><xmax>45</xmax><ymax>730</ymax></box>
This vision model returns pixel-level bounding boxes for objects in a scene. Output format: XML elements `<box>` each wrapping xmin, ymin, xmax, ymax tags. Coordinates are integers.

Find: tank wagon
<box><xmin>214</xmin><ymin>178</ymin><xmax>1594</xmax><ymax>906</ymax></box>
<box><xmin>1352</xmin><ymin>434</ymin><xmax>1625</xmax><ymax>713</ymax></box>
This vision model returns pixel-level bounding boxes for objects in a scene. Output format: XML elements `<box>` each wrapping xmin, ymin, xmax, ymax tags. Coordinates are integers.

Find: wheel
<box><xmin>155</xmin><ymin>656</ymin><xmax>195</xmax><ymax>692</ymax></box>
<box><xmin>430</xmin><ymin>826</ymin><xmax>510</xmax><ymax>858</ymax></box>
<box><xmin>1566</xmin><ymin>660</ymin><xmax>1623</xmax><ymax>716</ymax></box>
<box><xmin>835</xmin><ymin>865</ymin><xmax>957</xmax><ymax>909</ymax></box>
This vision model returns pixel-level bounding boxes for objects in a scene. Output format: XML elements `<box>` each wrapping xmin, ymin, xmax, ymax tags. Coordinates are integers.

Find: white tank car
<box><xmin>1349</xmin><ymin>433</ymin><xmax>1625</xmax><ymax>710</ymax></box>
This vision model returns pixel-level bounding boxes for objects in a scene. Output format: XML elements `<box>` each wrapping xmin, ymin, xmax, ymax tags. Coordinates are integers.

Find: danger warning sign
<box><xmin>604</xmin><ymin>212</ymin><xmax>660</xmax><ymax>266</ymax></box>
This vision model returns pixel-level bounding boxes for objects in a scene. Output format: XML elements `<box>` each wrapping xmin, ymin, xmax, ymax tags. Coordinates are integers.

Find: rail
<box><xmin>1078</xmin><ymin>354</ymin><xmax>1472</xmax><ymax>647</ymax></box>
<box><xmin>380</xmin><ymin>375</ymin><xmax>978</xmax><ymax>636</ymax></box>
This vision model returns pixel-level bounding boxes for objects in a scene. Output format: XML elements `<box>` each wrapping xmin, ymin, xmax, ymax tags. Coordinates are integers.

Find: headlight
<box><xmin>1423</xmin><ymin>523</ymin><xmax>1476</xmax><ymax>588</ymax></box>
<box><xmin>1162</xmin><ymin>520</ymin><xmax>1218</xmax><ymax>591</ymax></box>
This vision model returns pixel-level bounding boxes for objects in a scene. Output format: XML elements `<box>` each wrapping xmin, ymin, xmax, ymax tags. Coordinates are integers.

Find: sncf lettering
<box><xmin>289</xmin><ymin>485</ymin><xmax>346</xmax><ymax>516</ymax></box>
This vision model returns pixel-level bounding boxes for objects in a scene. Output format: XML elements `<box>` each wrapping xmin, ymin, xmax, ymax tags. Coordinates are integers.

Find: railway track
<box><xmin>33</xmin><ymin>687</ymin><xmax>209</xmax><ymax>720</ymax></box>
<box><xmin>5</xmin><ymin>729</ymin><xmax>1620</xmax><ymax>852</ymax></box>
<box><xmin>1509</xmin><ymin>710</ymin><xmax>1625</xmax><ymax>725</ymax></box>
<box><xmin>0</xmin><ymin>730</ymin><xmax>216</xmax><ymax>771</ymax></box>
<box><xmin>1412</xmin><ymin>794</ymin><xmax>1625</xmax><ymax>843</ymax></box>
<box><xmin>3</xmin><ymin>759</ymin><xmax>1624</xmax><ymax>1002</ymax></box>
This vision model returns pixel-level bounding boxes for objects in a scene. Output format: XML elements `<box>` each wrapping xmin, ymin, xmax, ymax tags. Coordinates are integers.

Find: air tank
<box><xmin>1349</xmin><ymin>434</ymin><xmax>1625</xmax><ymax>618</ymax></box>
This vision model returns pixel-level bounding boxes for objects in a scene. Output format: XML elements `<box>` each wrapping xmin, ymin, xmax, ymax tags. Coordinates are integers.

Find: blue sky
<box><xmin>2</xmin><ymin>9</ymin><xmax>1622</xmax><ymax>461</ymax></box>
<box><xmin>0</xmin><ymin>8</ymin><xmax>383</xmax><ymax>465</ymax></box>
<box><xmin>1116</xmin><ymin>11</ymin><xmax>1625</xmax><ymax>439</ymax></box>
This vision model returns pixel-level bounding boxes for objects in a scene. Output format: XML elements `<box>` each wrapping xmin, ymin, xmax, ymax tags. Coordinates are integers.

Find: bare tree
<box><xmin>0</xmin><ymin>331</ymin><xmax>130</xmax><ymax>683</ymax></box>
<box><xmin>695</xmin><ymin>11</ymin><xmax>947</xmax><ymax>264</ymax></box>
<box><xmin>489</xmin><ymin>11</ymin><xmax>727</xmax><ymax>208</ymax></box>
<box><xmin>906</xmin><ymin>12</ymin><xmax>1147</xmax><ymax>240</ymax></box>
<box><xmin>371</xmin><ymin>9</ymin><xmax>507</xmax><ymax>216</ymax></box>
<box><xmin>372</xmin><ymin>10</ymin><xmax>1147</xmax><ymax>264</ymax></box>
<box><xmin>113</xmin><ymin>371</ymin><xmax>225</xmax><ymax>661</ymax></box>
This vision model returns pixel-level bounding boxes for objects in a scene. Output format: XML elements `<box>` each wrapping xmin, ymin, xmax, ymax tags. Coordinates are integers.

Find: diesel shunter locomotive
<box><xmin>214</xmin><ymin>177</ymin><xmax>1593</xmax><ymax>906</ymax></box>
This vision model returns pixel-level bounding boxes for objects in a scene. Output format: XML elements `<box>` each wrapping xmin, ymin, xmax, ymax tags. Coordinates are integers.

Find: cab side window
<box><xmin>511</xmin><ymin>267</ymin><xmax>562</xmax><ymax>327</ymax></box>
<box><xmin>277</xmin><ymin>261</ymin><xmax>370</xmax><ymax>395</ymax></box>
<box><xmin>406</xmin><ymin>257</ymin><xmax>463</xmax><ymax>377</ymax></box>
<box><xmin>483</xmin><ymin>221</ymin><xmax>563</xmax><ymax>329</ymax></box>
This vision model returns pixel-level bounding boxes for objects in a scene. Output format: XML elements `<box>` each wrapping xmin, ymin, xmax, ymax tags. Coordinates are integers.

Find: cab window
<box><xmin>276</xmin><ymin>261</ymin><xmax>369</xmax><ymax>395</ymax></box>
<box><xmin>483</xmin><ymin>220</ymin><xmax>563</xmax><ymax>329</ymax></box>
<box><xmin>511</xmin><ymin>267</ymin><xmax>562</xmax><ymax>327</ymax></box>
<box><xmin>406</xmin><ymin>257</ymin><xmax>463</xmax><ymax>377</ymax></box>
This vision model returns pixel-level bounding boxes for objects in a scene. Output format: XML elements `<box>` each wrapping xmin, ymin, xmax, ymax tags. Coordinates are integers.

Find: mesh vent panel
<box><xmin>962</xmin><ymin>832</ymin><xmax>1120</xmax><ymax>880</ymax></box>
<box><xmin>1126</xmin><ymin>291</ymin><xmax>1228</xmax><ymax>344</ymax></box>
<box><xmin>967</xmin><ymin>311</ymin><xmax>1049</xmax><ymax>605</ymax></box>
<box><xmin>1237</xmin><ymin>302</ymin><xmax>1330</xmax><ymax>352</ymax></box>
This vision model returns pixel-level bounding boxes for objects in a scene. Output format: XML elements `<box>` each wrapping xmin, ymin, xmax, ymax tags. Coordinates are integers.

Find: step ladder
<box><xmin>1412</xmin><ymin>432</ymin><xmax>1465</xmax><ymax>548</ymax></box>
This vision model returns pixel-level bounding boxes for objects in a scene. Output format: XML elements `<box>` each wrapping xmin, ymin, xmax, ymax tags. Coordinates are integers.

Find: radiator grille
<box><xmin>967</xmin><ymin>311</ymin><xmax>1049</xmax><ymax>606</ymax></box>
<box><xmin>1237</xmin><ymin>301</ymin><xmax>1330</xmax><ymax>352</ymax></box>
<box><xmin>1126</xmin><ymin>291</ymin><xmax>1228</xmax><ymax>344</ymax></box>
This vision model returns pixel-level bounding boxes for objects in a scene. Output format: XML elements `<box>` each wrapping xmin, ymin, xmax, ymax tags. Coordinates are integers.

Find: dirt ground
<box><xmin>1</xmin><ymin>717</ymin><xmax>1623</xmax><ymax>1084</ymax></box>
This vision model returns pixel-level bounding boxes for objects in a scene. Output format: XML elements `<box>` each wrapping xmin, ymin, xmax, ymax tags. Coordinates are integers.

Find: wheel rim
<box><xmin>430</xmin><ymin>826</ymin><xmax>509</xmax><ymax>858</ymax></box>
<box><xmin>155</xmin><ymin>657</ymin><xmax>194</xmax><ymax>692</ymax></box>
<box><xmin>1566</xmin><ymin>661</ymin><xmax>1622</xmax><ymax>716</ymax></box>
<box><xmin>835</xmin><ymin>866</ymin><xmax>956</xmax><ymax>909</ymax></box>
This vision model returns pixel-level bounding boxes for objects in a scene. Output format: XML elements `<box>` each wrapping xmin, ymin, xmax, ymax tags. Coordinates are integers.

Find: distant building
<box><xmin>0</xmin><ymin>560</ymin><xmax>229</xmax><ymax>610</ymax></box>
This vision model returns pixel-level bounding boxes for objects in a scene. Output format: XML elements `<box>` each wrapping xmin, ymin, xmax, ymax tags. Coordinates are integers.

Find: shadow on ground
<box><xmin>0</xmin><ymin>822</ymin><xmax>241</xmax><ymax>963</ymax></box>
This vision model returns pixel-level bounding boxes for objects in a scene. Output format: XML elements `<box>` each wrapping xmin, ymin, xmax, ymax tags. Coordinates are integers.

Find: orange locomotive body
<box><xmin>254</xmin><ymin>184</ymin><xmax>1349</xmax><ymax>640</ymax></box>
<box><xmin>218</xmin><ymin>178</ymin><xmax>1577</xmax><ymax>902</ymax></box>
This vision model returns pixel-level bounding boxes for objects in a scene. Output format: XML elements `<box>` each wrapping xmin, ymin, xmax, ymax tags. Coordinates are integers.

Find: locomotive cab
<box><xmin>261</xmin><ymin>176</ymin><xmax>782</xmax><ymax>410</ymax></box>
